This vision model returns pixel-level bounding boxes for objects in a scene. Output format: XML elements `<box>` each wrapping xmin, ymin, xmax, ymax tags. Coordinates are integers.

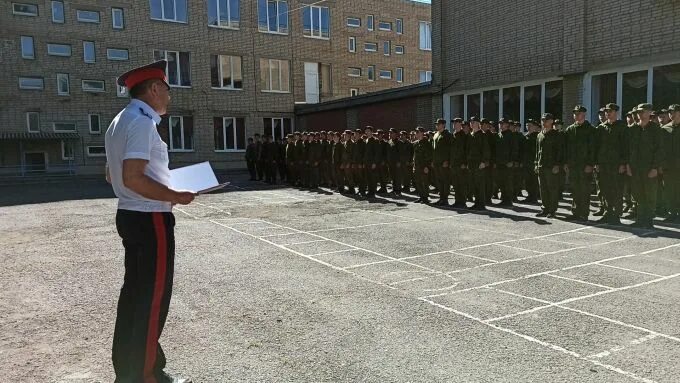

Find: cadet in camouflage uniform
<box><xmin>523</xmin><ymin>119</ymin><xmax>540</xmax><ymax>203</ymax></box>
<box><xmin>413</xmin><ymin>127</ymin><xmax>433</xmax><ymax>204</ymax></box>
<box><xmin>341</xmin><ymin>130</ymin><xmax>355</xmax><ymax>195</ymax></box>
<box><xmin>535</xmin><ymin>113</ymin><xmax>563</xmax><ymax>218</ymax></box>
<box><xmin>564</xmin><ymin>105</ymin><xmax>596</xmax><ymax>221</ymax></box>
<box><xmin>450</xmin><ymin>118</ymin><xmax>469</xmax><ymax>207</ymax></box>
<box><xmin>628</xmin><ymin>103</ymin><xmax>665</xmax><ymax>228</ymax></box>
<box><xmin>331</xmin><ymin>132</ymin><xmax>343</xmax><ymax>193</ymax></box>
<box><xmin>594</xmin><ymin>103</ymin><xmax>629</xmax><ymax>224</ymax></box>
<box><xmin>495</xmin><ymin>118</ymin><xmax>518</xmax><ymax>206</ymax></box>
<box><xmin>387</xmin><ymin>128</ymin><xmax>403</xmax><ymax>196</ymax></box>
<box><xmin>467</xmin><ymin>117</ymin><xmax>491</xmax><ymax>210</ymax></box>
<box><xmin>482</xmin><ymin>120</ymin><xmax>496</xmax><ymax>204</ymax></box>
<box><xmin>285</xmin><ymin>134</ymin><xmax>296</xmax><ymax>185</ymax></box>
<box><xmin>512</xmin><ymin>121</ymin><xmax>524</xmax><ymax>201</ymax></box>
<box><xmin>363</xmin><ymin>126</ymin><xmax>381</xmax><ymax>198</ymax></box>
<box><xmin>399</xmin><ymin>131</ymin><xmax>413</xmax><ymax>193</ymax></box>
<box><xmin>352</xmin><ymin>129</ymin><xmax>366</xmax><ymax>195</ymax></box>
<box><xmin>432</xmin><ymin>119</ymin><xmax>453</xmax><ymax>206</ymax></box>
<box><xmin>307</xmin><ymin>133</ymin><xmax>322</xmax><ymax>189</ymax></box>
<box><xmin>662</xmin><ymin>105</ymin><xmax>680</xmax><ymax>222</ymax></box>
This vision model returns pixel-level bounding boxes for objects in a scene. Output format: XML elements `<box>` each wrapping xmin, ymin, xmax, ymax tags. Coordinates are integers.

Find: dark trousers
<box><xmin>664</xmin><ymin>168</ymin><xmax>680</xmax><ymax>216</ymax></box>
<box><xmin>265</xmin><ymin>161</ymin><xmax>276</xmax><ymax>184</ymax></box>
<box><xmin>570</xmin><ymin>167</ymin><xmax>593</xmax><ymax>218</ymax></box>
<box><xmin>495</xmin><ymin>165</ymin><xmax>514</xmax><ymax>203</ymax></box>
<box><xmin>452</xmin><ymin>166</ymin><xmax>468</xmax><ymax>205</ymax></box>
<box><xmin>538</xmin><ymin>167</ymin><xmax>560</xmax><ymax>214</ymax></box>
<box><xmin>389</xmin><ymin>162</ymin><xmax>403</xmax><ymax>192</ymax></box>
<box><xmin>470</xmin><ymin>167</ymin><xmax>486</xmax><ymax>206</ymax></box>
<box><xmin>415</xmin><ymin>167</ymin><xmax>430</xmax><ymax>200</ymax></box>
<box><xmin>631</xmin><ymin>169</ymin><xmax>658</xmax><ymax>224</ymax></box>
<box><xmin>524</xmin><ymin>166</ymin><xmax>539</xmax><ymax>201</ymax></box>
<box><xmin>246</xmin><ymin>160</ymin><xmax>257</xmax><ymax>180</ymax></box>
<box><xmin>256</xmin><ymin>160</ymin><xmax>265</xmax><ymax>180</ymax></box>
<box><xmin>113</xmin><ymin>210</ymin><xmax>175</xmax><ymax>383</ymax></box>
<box><xmin>434</xmin><ymin>164</ymin><xmax>451</xmax><ymax>200</ymax></box>
<box><xmin>364</xmin><ymin>166</ymin><xmax>377</xmax><ymax>195</ymax></box>
<box><xmin>598</xmin><ymin>165</ymin><xmax>624</xmax><ymax>217</ymax></box>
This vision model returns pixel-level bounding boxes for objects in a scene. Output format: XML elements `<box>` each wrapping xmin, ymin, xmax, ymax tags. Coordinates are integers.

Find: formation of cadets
<box><xmin>245</xmin><ymin>103</ymin><xmax>680</xmax><ymax>229</ymax></box>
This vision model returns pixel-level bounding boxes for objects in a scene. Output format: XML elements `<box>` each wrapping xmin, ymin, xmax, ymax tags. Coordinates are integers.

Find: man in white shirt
<box><xmin>105</xmin><ymin>60</ymin><xmax>194</xmax><ymax>383</ymax></box>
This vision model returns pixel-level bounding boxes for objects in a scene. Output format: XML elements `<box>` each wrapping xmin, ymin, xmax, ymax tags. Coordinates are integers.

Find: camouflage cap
<box><xmin>604</xmin><ymin>103</ymin><xmax>620</xmax><ymax>112</ymax></box>
<box><xmin>541</xmin><ymin>113</ymin><xmax>555</xmax><ymax>120</ymax></box>
<box><xmin>573</xmin><ymin>105</ymin><xmax>587</xmax><ymax>113</ymax></box>
<box><xmin>469</xmin><ymin>116</ymin><xmax>480</xmax><ymax>122</ymax></box>
<box><xmin>669</xmin><ymin>104</ymin><xmax>680</xmax><ymax>112</ymax></box>
<box><xmin>435</xmin><ymin>118</ymin><xmax>447</xmax><ymax>125</ymax></box>
<box><xmin>636</xmin><ymin>103</ymin><xmax>653</xmax><ymax>112</ymax></box>
<box><xmin>598</xmin><ymin>107</ymin><xmax>606</xmax><ymax>113</ymax></box>
<box><xmin>499</xmin><ymin>118</ymin><xmax>509</xmax><ymax>123</ymax></box>
<box><xmin>354</xmin><ymin>129</ymin><xmax>362</xmax><ymax>133</ymax></box>
<box><xmin>480</xmin><ymin>118</ymin><xmax>489</xmax><ymax>124</ymax></box>
<box><xmin>388</xmin><ymin>128</ymin><xmax>397</xmax><ymax>133</ymax></box>
<box><xmin>400</xmin><ymin>130</ymin><xmax>407</xmax><ymax>135</ymax></box>
<box><xmin>415</xmin><ymin>127</ymin><xmax>425</xmax><ymax>132</ymax></box>
<box><xmin>451</xmin><ymin>117</ymin><xmax>463</xmax><ymax>123</ymax></box>
<box><xmin>659</xmin><ymin>108</ymin><xmax>669</xmax><ymax>114</ymax></box>
<box><xmin>364</xmin><ymin>125</ymin><xmax>374</xmax><ymax>131</ymax></box>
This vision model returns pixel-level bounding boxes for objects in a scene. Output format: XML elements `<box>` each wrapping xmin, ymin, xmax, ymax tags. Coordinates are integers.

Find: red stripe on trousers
<box><xmin>144</xmin><ymin>213</ymin><xmax>168</xmax><ymax>383</ymax></box>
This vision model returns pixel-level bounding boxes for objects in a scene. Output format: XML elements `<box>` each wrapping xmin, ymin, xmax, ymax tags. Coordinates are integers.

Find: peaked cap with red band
<box><xmin>117</xmin><ymin>60</ymin><xmax>169</xmax><ymax>90</ymax></box>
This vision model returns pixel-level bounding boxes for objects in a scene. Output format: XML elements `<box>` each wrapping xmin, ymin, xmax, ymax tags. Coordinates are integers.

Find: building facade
<box><xmin>0</xmin><ymin>0</ymin><xmax>431</xmax><ymax>175</ymax></box>
<box><xmin>430</xmin><ymin>0</ymin><xmax>680</xmax><ymax>130</ymax></box>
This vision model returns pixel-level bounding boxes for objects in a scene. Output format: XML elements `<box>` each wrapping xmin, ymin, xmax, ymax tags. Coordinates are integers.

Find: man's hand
<box><xmin>593</xmin><ymin>165</ymin><xmax>599</xmax><ymax>173</ymax></box>
<box><xmin>648</xmin><ymin>168</ymin><xmax>658</xmax><ymax>179</ymax></box>
<box><xmin>552</xmin><ymin>165</ymin><xmax>560</xmax><ymax>174</ymax></box>
<box><xmin>506</xmin><ymin>162</ymin><xmax>513</xmax><ymax>168</ymax></box>
<box><xmin>371</xmin><ymin>164</ymin><xmax>376</xmax><ymax>169</ymax></box>
<box><xmin>423</xmin><ymin>167</ymin><xmax>429</xmax><ymax>175</ymax></box>
<box><xmin>563</xmin><ymin>164</ymin><xmax>569</xmax><ymax>173</ymax></box>
<box><xmin>172</xmin><ymin>191</ymin><xmax>196</xmax><ymax>205</ymax></box>
<box><xmin>584</xmin><ymin>165</ymin><xmax>593</xmax><ymax>174</ymax></box>
<box><xmin>626</xmin><ymin>164</ymin><xmax>632</xmax><ymax>177</ymax></box>
<box><xmin>618</xmin><ymin>164</ymin><xmax>627</xmax><ymax>174</ymax></box>
<box><xmin>442</xmin><ymin>161</ymin><xmax>449</xmax><ymax>168</ymax></box>
<box><xmin>479</xmin><ymin>163</ymin><xmax>486</xmax><ymax>170</ymax></box>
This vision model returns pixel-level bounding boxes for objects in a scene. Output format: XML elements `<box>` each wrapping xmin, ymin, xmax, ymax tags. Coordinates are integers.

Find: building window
<box><xmin>77</xmin><ymin>10</ymin><xmax>100</xmax><ymax>23</ymax></box>
<box><xmin>367</xmin><ymin>65</ymin><xmax>375</xmax><ymax>81</ymax></box>
<box><xmin>26</xmin><ymin>112</ymin><xmax>40</xmax><ymax>132</ymax></box>
<box><xmin>87</xmin><ymin>146</ymin><xmax>106</xmax><ymax>157</ymax></box>
<box><xmin>12</xmin><ymin>3</ymin><xmax>38</xmax><ymax>16</ymax></box>
<box><xmin>116</xmin><ymin>78</ymin><xmax>128</xmax><ymax>97</ymax></box>
<box><xmin>302</xmin><ymin>5</ymin><xmax>330</xmax><ymax>39</ymax></box>
<box><xmin>214</xmin><ymin>117</ymin><xmax>246</xmax><ymax>151</ymax></box>
<box><xmin>263</xmin><ymin>117</ymin><xmax>292</xmax><ymax>141</ymax></box>
<box><xmin>158</xmin><ymin>116</ymin><xmax>194</xmax><ymax>151</ymax></box>
<box><xmin>61</xmin><ymin>140</ymin><xmax>75</xmax><ymax>160</ymax></box>
<box><xmin>319</xmin><ymin>63</ymin><xmax>332</xmax><ymax>96</ymax></box>
<box><xmin>348</xmin><ymin>67</ymin><xmax>361</xmax><ymax>77</ymax></box>
<box><xmin>19</xmin><ymin>77</ymin><xmax>44</xmax><ymax>90</ymax></box>
<box><xmin>21</xmin><ymin>36</ymin><xmax>34</xmax><ymax>59</ymax></box>
<box><xmin>348</xmin><ymin>37</ymin><xmax>356</xmax><ymax>52</ymax></box>
<box><xmin>56</xmin><ymin>73</ymin><xmax>69</xmax><ymax>95</ymax></box>
<box><xmin>51</xmin><ymin>1</ymin><xmax>64</xmax><ymax>23</ymax></box>
<box><xmin>82</xmin><ymin>79</ymin><xmax>105</xmax><ymax>93</ymax></box>
<box><xmin>107</xmin><ymin>48</ymin><xmax>129</xmax><ymax>61</ymax></box>
<box><xmin>150</xmin><ymin>0</ymin><xmax>187</xmax><ymax>23</ymax></box>
<box><xmin>53</xmin><ymin>122</ymin><xmax>76</xmax><ymax>132</ymax></box>
<box><xmin>154</xmin><ymin>50</ymin><xmax>192</xmax><ymax>87</ymax></box>
<box><xmin>545</xmin><ymin>81</ymin><xmax>563</xmax><ymax>119</ymax></box>
<box><xmin>258</xmin><ymin>0</ymin><xmax>288</xmax><ymax>34</ymax></box>
<box><xmin>396</xmin><ymin>67</ymin><xmax>404</xmax><ymax>83</ymax></box>
<box><xmin>482</xmin><ymin>90</ymin><xmax>500</xmax><ymax>120</ymax></box>
<box><xmin>653</xmin><ymin>63</ymin><xmax>680</xmax><ymax>112</ymax></box>
<box><xmin>396</xmin><ymin>18</ymin><xmax>403</xmax><ymax>34</ymax></box>
<box><xmin>83</xmin><ymin>41</ymin><xmax>96</xmax><ymax>63</ymax></box>
<box><xmin>367</xmin><ymin>14</ymin><xmax>374</xmax><ymax>31</ymax></box>
<box><xmin>350</xmin><ymin>88</ymin><xmax>358</xmax><ymax>97</ymax></box>
<box><xmin>419</xmin><ymin>70</ymin><xmax>432</xmax><ymax>83</ymax></box>
<box><xmin>346</xmin><ymin>17</ymin><xmax>360</xmax><ymax>27</ymax></box>
<box><xmin>419</xmin><ymin>21</ymin><xmax>431</xmax><ymax>51</ymax></box>
<box><xmin>260</xmin><ymin>58</ymin><xmax>290</xmax><ymax>92</ymax></box>
<box><xmin>112</xmin><ymin>7</ymin><xmax>124</xmax><ymax>29</ymax></box>
<box><xmin>379</xmin><ymin>70</ymin><xmax>392</xmax><ymax>80</ymax></box>
<box><xmin>47</xmin><ymin>43</ymin><xmax>71</xmax><ymax>57</ymax></box>
<box><xmin>89</xmin><ymin>114</ymin><xmax>101</xmax><ymax>134</ymax></box>
<box><xmin>364</xmin><ymin>42</ymin><xmax>377</xmax><ymax>52</ymax></box>
<box><xmin>383</xmin><ymin>41</ymin><xmax>390</xmax><ymax>56</ymax></box>
<box><xmin>395</xmin><ymin>45</ymin><xmax>404</xmax><ymax>55</ymax></box>
<box><xmin>208</xmin><ymin>0</ymin><xmax>240</xmax><ymax>28</ymax></box>
<box><xmin>378</xmin><ymin>21</ymin><xmax>392</xmax><ymax>31</ymax></box>
<box><xmin>211</xmin><ymin>55</ymin><xmax>243</xmax><ymax>89</ymax></box>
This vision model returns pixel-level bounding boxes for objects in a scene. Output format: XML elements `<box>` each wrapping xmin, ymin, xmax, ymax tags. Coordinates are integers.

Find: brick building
<box><xmin>0</xmin><ymin>0</ymin><xmax>431</xmax><ymax>175</ymax></box>
<box><xmin>430</xmin><ymin>0</ymin><xmax>680</xmax><ymax>130</ymax></box>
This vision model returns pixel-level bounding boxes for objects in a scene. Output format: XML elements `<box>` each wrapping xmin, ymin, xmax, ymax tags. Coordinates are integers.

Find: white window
<box><xmin>396</xmin><ymin>67</ymin><xmax>404</xmax><ymax>83</ymax></box>
<box><xmin>12</xmin><ymin>3</ymin><xmax>38</xmax><ymax>16</ymax></box>
<box><xmin>56</xmin><ymin>73</ymin><xmax>69</xmax><ymax>95</ymax></box>
<box><xmin>214</xmin><ymin>117</ymin><xmax>246</xmax><ymax>151</ymax></box>
<box><xmin>263</xmin><ymin>117</ymin><xmax>293</xmax><ymax>141</ymax></box>
<box><xmin>208</xmin><ymin>0</ymin><xmax>240</xmax><ymax>28</ymax></box>
<box><xmin>150</xmin><ymin>0</ymin><xmax>187</xmax><ymax>23</ymax></box>
<box><xmin>107</xmin><ymin>48</ymin><xmax>129</xmax><ymax>61</ymax></box>
<box><xmin>260</xmin><ymin>58</ymin><xmax>290</xmax><ymax>92</ymax></box>
<box><xmin>89</xmin><ymin>114</ymin><xmax>101</xmax><ymax>134</ymax></box>
<box><xmin>350</xmin><ymin>88</ymin><xmax>358</xmax><ymax>97</ymax></box>
<box><xmin>346</xmin><ymin>17</ymin><xmax>360</xmax><ymax>27</ymax></box>
<box><xmin>379</xmin><ymin>70</ymin><xmax>392</xmax><ymax>80</ymax></box>
<box><xmin>419</xmin><ymin>70</ymin><xmax>432</xmax><ymax>83</ymax></box>
<box><xmin>367</xmin><ymin>65</ymin><xmax>375</xmax><ymax>81</ymax></box>
<box><xmin>302</xmin><ymin>5</ymin><xmax>330</xmax><ymax>39</ymax></box>
<box><xmin>61</xmin><ymin>140</ymin><xmax>75</xmax><ymax>160</ymax></box>
<box><xmin>53</xmin><ymin>122</ymin><xmax>76</xmax><ymax>132</ymax></box>
<box><xmin>19</xmin><ymin>77</ymin><xmax>44</xmax><ymax>90</ymax></box>
<box><xmin>51</xmin><ymin>1</ymin><xmax>64</xmax><ymax>23</ymax></box>
<box><xmin>364</xmin><ymin>42</ymin><xmax>377</xmax><ymax>52</ymax></box>
<box><xmin>348</xmin><ymin>67</ymin><xmax>361</xmax><ymax>77</ymax></box>
<box><xmin>419</xmin><ymin>21</ymin><xmax>432</xmax><ymax>51</ymax></box>
<box><xmin>258</xmin><ymin>0</ymin><xmax>288</xmax><ymax>34</ymax></box>
<box><xmin>77</xmin><ymin>10</ymin><xmax>100</xmax><ymax>23</ymax></box>
<box><xmin>82</xmin><ymin>80</ymin><xmax>105</xmax><ymax>93</ymax></box>
<box><xmin>81</xmin><ymin>41</ymin><xmax>95</xmax><ymax>64</ymax></box>
<box><xmin>396</xmin><ymin>18</ymin><xmax>403</xmax><ymax>34</ymax></box>
<box><xmin>160</xmin><ymin>115</ymin><xmax>194</xmax><ymax>151</ymax></box>
<box><xmin>367</xmin><ymin>15</ymin><xmax>374</xmax><ymax>31</ymax></box>
<box><xmin>348</xmin><ymin>37</ymin><xmax>356</xmax><ymax>53</ymax></box>
<box><xmin>87</xmin><ymin>146</ymin><xmax>107</xmax><ymax>157</ymax></box>
<box><xmin>112</xmin><ymin>8</ymin><xmax>125</xmax><ymax>29</ymax></box>
<box><xmin>395</xmin><ymin>45</ymin><xmax>405</xmax><ymax>55</ymax></box>
<box><xmin>211</xmin><ymin>55</ymin><xmax>243</xmax><ymax>89</ymax></box>
<box><xmin>26</xmin><ymin>112</ymin><xmax>40</xmax><ymax>132</ymax></box>
<box><xmin>21</xmin><ymin>36</ymin><xmax>34</xmax><ymax>59</ymax></box>
<box><xmin>378</xmin><ymin>21</ymin><xmax>392</xmax><ymax>31</ymax></box>
<box><xmin>47</xmin><ymin>43</ymin><xmax>71</xmax><ymax>57</ymax></box>
<box><xmin>154</xmin><ymin>50</ymin><xmax>192</xmax><ymax>87</ymax></box>
<box><xmin>115</xmin><ymin>78</ymin><xmax>128</xmax><ymax>97</ymax></box>
<box><xmin>383</xmin><ymin>41</ymin><xmax>391</xmax><ymax>56</ymax></box>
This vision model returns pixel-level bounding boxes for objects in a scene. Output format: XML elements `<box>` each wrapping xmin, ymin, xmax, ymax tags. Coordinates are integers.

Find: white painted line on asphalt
<box><xmin>228</xmin><ymin>221</ymin><xmax>278</xmax><ymax>227</ymax></box>
<box><xmin>587</xmin><ymin>334</ymin><xmax>660</xmax><ymax>359</ymax></box>
<box><xmin>640</xmin><ymin>243</ymin><xmax>680</xmax><ymax>255</ymax></box>
<box><xmin>193</xmin><ymin>201</ymin><xmax>231</xmax><ymax>215</ymax></box>
<box><xmin>283</xmin><ymin>239</ymin><xmax>328</xmax><ymax>246</ymax></box>
<box><xmin>545</xmin><ymin>273</ymin><xmax>615</xmax><ymax>290</ymax></box>
<box><xmin>576</xmin><ymin>231</ymin><xmax>625</xmax><ymax>240</ymax></box>
<box><xmin>493</xmin><ymin>243</ymin><xmax>546</xmax><ymax>254</ymax></box>
<box><xmin>596</xmin><ymin>263</ymin><xmax>664</xmax><ymax>278</ymax></box>
<box><xmin>259</xmin><ymin>232</ymin><xmax>300</xmax><ymax>238</ymax></box>
<box><xmin>418</xmin><ymin>297</ymin><xmax>657</xmax><ymax>383</ymax></box>
<box><xmin>309</xmin><ymin>248</ymin><xmax>354</xmax><ymax>257</ymax></box>
<box><xmin>308</xmin><ymin>219</ymin><xmax>419</xmax><ymax>233</ymax></box>
<box><xmin>450</xmin><ymin>251</ymin><xmax>500</xmax><ymax>264</ymax></box>
<box><xmin>173</xmin><ymin>207</ymin><xmax>198</xmax><ymax>220</ymax></box>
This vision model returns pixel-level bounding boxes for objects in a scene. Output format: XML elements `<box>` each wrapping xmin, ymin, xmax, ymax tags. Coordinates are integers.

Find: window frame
<box><xmin>87</xmin><ymin>146</ymin><xmax>107</xmax><ymax>157</ymax></box>
<box><xmin>83</xmin><ymin>41</ymin><xmax>96</xmax><ymax>63</ymax></box>
<box><xmin>364</xmin><ymin>42</ymin><xmax>377</xmax><ymax>52</ymax></box>
<box><xmin>61</xmin><ymin>140</ymin><xmax>75</xmax><ymax>160</ymax></box>
<box><xmin>367</xmin><ymin>14</ymin><xmax>374</xmax><ymax>31</ymax></box>
<box><xmin>154</xmin><ymin>49</ymin><xmax>192</xmax><ymax>87</ymax></box>
<box><xmin>258</xmin><ymin>0</ymin><xmax>289</xmax><ymax>35</ymax></box>
<box><xmin>214</xmin><ymin>117</ymin><xmax>246</xmax><ymax>152</ymax></box>
<box><xmin>26</xmin><ymin>112</ymin><xmax>40</xmax><ymax>133</ymax></box>
<box><xmin>89</xmin><ymin>114</ymin><xmax>101</xmax><ymax>134</ymax></box>
<box><xmin>302</xmin><ymin>4</ymin><xmax>330</xmax><ymax>39</ymax></box>
<box><xmin>51</xmin><ymin>1</ymin><xmax>64</xmax><ymax>23</ymax></box>
<box><xmin>419</xmin><ymin>70</ymin><xmax>433</xmax><ymax>83</ymax></box>
<box><xmin>263</xmin><ymin>117</ymin><xmax>293</xmax><ymax>142</ymax></box>
<box><xmin>168</xmin><ymin>115</ymin><xmax>194</xmax><ymax>152</ymax></box>
<box><xmin>395</xmin><ymin>45</ymin><xmax>405</xmax><ymax>55</ymax></box>
<box><xmin>396</xmin><ymin>18</ymin><xmax>403</xmax><ymax>34</ymax></box>
<box><xmin>348</xmin><ymin>36</ymin><xmax>356</xmax><ymax>53</ymax></box>
<box><xmin>149</xmin><ymin>0</ymin><xmax>188</xmax><ymax>23</ymax></box>
<box><xmin>212</xmin><ymin>54</ymin><xmax>243</xmax><ymax>90</ymax></box>
<box><xmin>12</xmin><ymin>3</ymin><xmax>38</xmax><ymax>17</ymax></box>
<box><xmin>346</xmin><ymin>17</ymin><xmax>361</xmax><ymax>28</ymax></box>
<box><xmin>208</xmin><ymin>0</ymin><xmax>240</xmax><ymax>29</ymax></box>
<box><xmin>419</xmin><ymin>21</ymin><xmax>432</xmax><ymax>51</ymax></box>
<box><xmin>19</xmin><ymin>77</ymin><xmax>44</xmax><ymax>90</ymax></box>
<box><xmin>21</xmin><ymin>35</ymin><xmax>35</xmax><ymax>59</ymax></box>
<box><xmin>47</xmin><ymin>43</ymin><xmax>72</xmax><ymax>57</ymax></box>
<box><xmin>76</xmin><ymin>9</ymin><xmax>101</xmax><ymax>23</ymax></box>
<box><xmin>53</xmin><ymin>122</ymin><xmax>77</xmax><ymax>133</ymax></box>
<box><xmin>107</xmin><ymin>48</ymin><xmax>129</xmax><ymax>61</ymax></box>
<box><xmin>56</xmin><ymin>73</ymin><xmax>70</xmax><ymax>96</ymax></box>
<box><xmin>378</xmin><ymin>21</ymin><xmax>392</xmax><ymax>31</ymax></box>
<box><xmin>81</xmin><ymin>79</ymin><xmax>106</xmax><ymax>93</ymax></box>
<box><xmin>396</xmin><ymin>67</ymin><xmax>404</xmax><ymax>83</ymax></box>
<box><xmin>112</xmin><ymin>7</ymin><xmax>125</xmax><ymax>29</ymax></box>
<box><xmin>379</xmin><ymin>69</ymin><xmax>392</xmax><ymax>80</ymax></box>
<box><xmin>350</xmin><ymin>88</ymin><xmax>358</xmax><ymax>97</ymax></box>
<box><xmin>347</xmin><ymin>67</ymin><xmax>362</xmax><ymax>78</ymax></box>
<box><xmin>367</xmin><ymin>65</ymin><xmax>375</xmax><ymax>82</ymax></box>
<box><xmin>260</xmin><ymin>58</ymin><xmax>290</xmax><ymax>93</ymax></box>
<box><xmin>383</xmin><ymin>40</ymin><xmax>391</xmax><ymax>56</ymax></box>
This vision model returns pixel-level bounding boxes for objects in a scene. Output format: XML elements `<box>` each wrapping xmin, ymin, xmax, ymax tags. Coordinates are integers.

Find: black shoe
<box><xmin>535</xmin><ymin>211</ymin><xmax>549</xmax><ymax>217</ymax></box>
<box><xmin>157</xmin><ymin>372</ymin><xmax>193</xmax><ymax>383</ymax></box>
<box><xmin>622</xmin><ymin>205</ymin><xmax>631</xmax><ymax>213</ymax></box>
<box><xmin>451</xmin><ymin>202</ymin><xmax>466</xmax><ymax>208</ymax></box>
<box><xmin>471</xmin><ymin>204</ymin><xmax>486</xmax><ymax>211</ymax></box>
<box><xmin>565</xmin><ymin>214</ymin><xmax>582</xmax><ymax>221</ymax></box>
<box><xmin>435</xmin><ymin>200</ymin><xmax>449</xmax><ymax>206</ymax></box>
<box><xmin>607</xmin><ymin>217</ymin><xmax>622</xmax><ymax>225</ymax></box>
<box><xmin>377</xmin><ymin>188</ymin><xmax>387</xmax><ymax>194</ymax></box>
<box><xmin>593</xmin><ymin>208</ymin><xmax>605</xmax><ymax>217</ymax></box>
<box><xmin>422</xmin><ymin>199</ymin><xmax>431</xmax><ymax>205</ymax></box>
<box><xmin>596</xmin><ymin>215</ymin><xmax>609</xmax><ymax>223</ymax></box>
<box><xmin>414</xmin><ymin>198</ymin><xmax>423</xmax><ymax>203</ymax></box>
<box><xmin>663</xmin><ymin>215</ymin><xmax>678</xmax><ymax>223</ymax></box>
<box><xmin>546</xmin><ymin>213</ymin><xmax>557</xmax><ymax>218</ymax></box>
<box><xmin>367</xmin><ymin>193</ymin><xmax>376</xmax><ymax>199</ymax></box>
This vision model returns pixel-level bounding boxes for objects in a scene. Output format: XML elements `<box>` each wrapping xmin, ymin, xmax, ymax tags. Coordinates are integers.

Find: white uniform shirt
<box><xmin>105</xmin><ymin>99</ymin><xmax>172</xmax><ymax>212</ymax></box>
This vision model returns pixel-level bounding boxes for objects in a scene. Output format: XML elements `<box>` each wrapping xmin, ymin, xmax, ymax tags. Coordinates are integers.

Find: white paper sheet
<box><xmin>169</xmin><ymin>161</ymin><xmax>228</xmax><ymax>194</ymax></box>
